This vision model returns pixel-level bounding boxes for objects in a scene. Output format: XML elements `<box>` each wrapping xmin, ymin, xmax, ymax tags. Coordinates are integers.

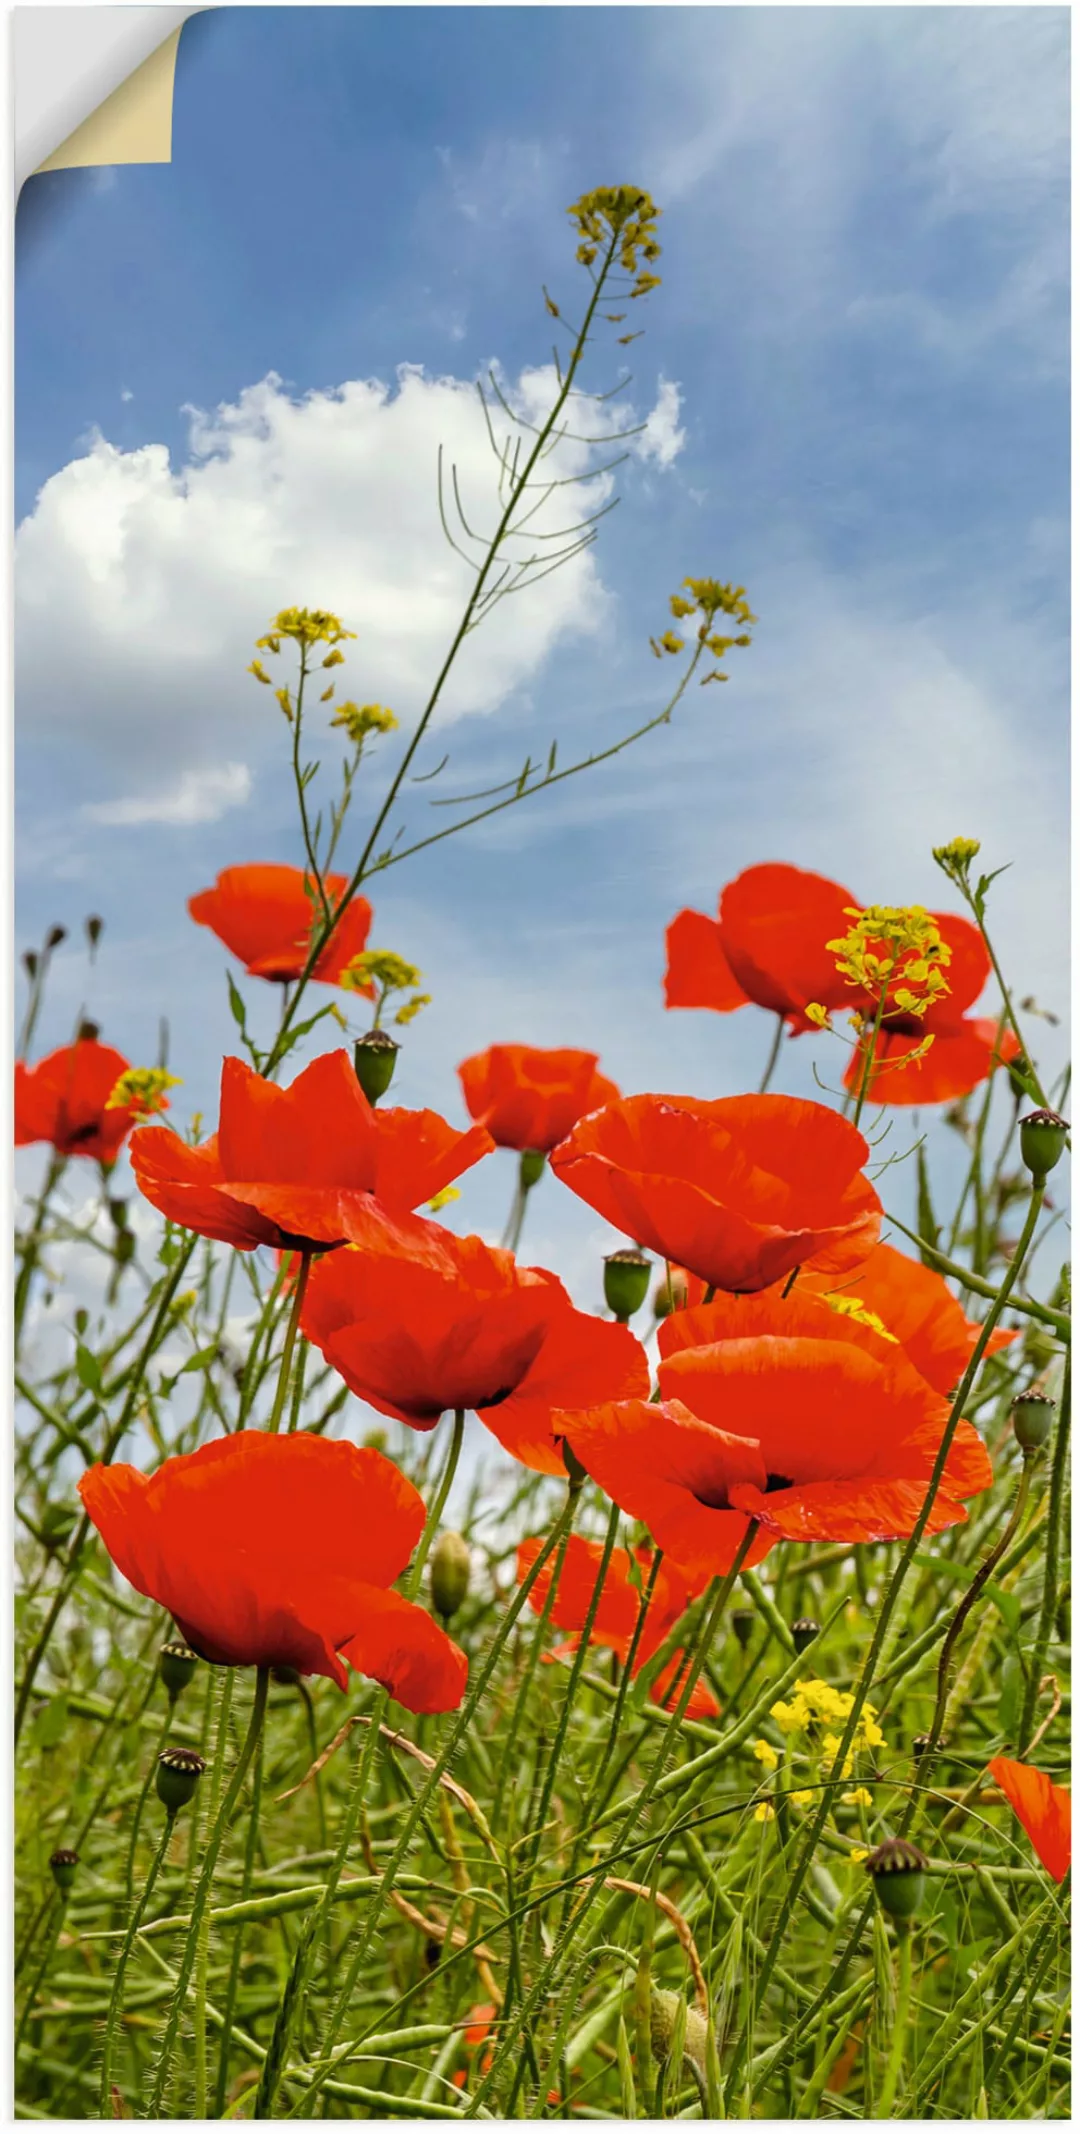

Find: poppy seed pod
<box><xmin>429</xmin><ymin>1531</ymin><xmax>471</xmax><ymax>1621</ymax></box>
<box><xmin>85</xmin><ymin>915</ymin><xmax>104</xmax><ymax>949</ymax></box>
<box><xmin>520</xmin><ymin>1149</ymin><xmax>546</xmax><ymax>1191</ymax></box>
<box><xmin>1011</xmin><ymin>1389</ymin><xmax>1055</xmax><ymax>1455</ymax></box>
<box><xmin>649</xmin><ymin>1989</ymin><xmax>708</xmax><ymax>2073</ymax></box>
<box><xmin>46</xmin><ymin>926</ymin><xmax>67</xmax><ymax>952</ymax></box>
<box><xmin>353</xmin><ymin>1030</ymin><xmax>400</xmax><ymax>1105</ymax></box>
<box><xmin>49</xmin><ymin>1848</ymin><xmax>79</xmax><ymax>1893</ymax></box>
<box><xmin>732</xmin><ymin>1608</ymin><xmax>756</xmax><ymax>1650</ymax></box>
<box><xmin>1019</xmin><ymin>1109</ymin><xmax>1069</xmax><ymax>1186</ymax></box>
<box><xmin>156</xmin><ymin>1747</ymin><xmax>207</xmax><ymax>1815</ymax></box>
<box><xmin>158</xmin><ymin>1641</ymin><xmax>199</xmax><ymax>1701</ymax></box>
<box><xmin>603</xmin><ymin>1249</ymin><xmax>652</xmax><ymax>1321</ymax></box>
<box><xmin>791</xmin><ymin>1616</ymin><xmax>820</xmax><ymax>1655</ymax></box>
<box><xmin>22</xmin><ymin>950</ymin><xmax>39</xmax><ymax>980</ymax></box>
<box><xmin>866</xmin><ymin>1836</ymin><xmax>927</xmax><ymax>1921</ymax></box>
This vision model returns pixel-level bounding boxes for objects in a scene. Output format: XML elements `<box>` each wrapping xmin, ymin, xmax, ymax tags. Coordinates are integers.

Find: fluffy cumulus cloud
<box><xmin>15</xmin><ymin>360</ymin><xmax>684</xmax><ymax>814</ymax></box>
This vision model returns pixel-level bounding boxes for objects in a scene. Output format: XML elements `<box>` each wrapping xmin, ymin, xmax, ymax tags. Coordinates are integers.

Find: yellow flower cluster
<box><xmin>933</xmin><ymin>835</ymin><xmax>981</xmax><ymax>886</ymax></box>
<box><xmin>567</xmin><ymin>185</ymin><xmax>662</xmax><ymax>296</ymax></box>
<box><xmin>105</xmin><ymin>1067</ymin><xmax>181</xmax><ymax>1118</ymax></box>
<box><xmin>255</xmin><ymin>608</ymin><xmax>356</xmax><ymax>653</ymax></box>
<box><xmin>651</xmin><ymin>580</ymin><xmax>757</xmax><ymax>683</ymax></box>
<box><xmin>342</xmin><ymin>950</ymin><xmax>422</xmax><ymax>996</ymax></box>
<box><xmin>827</xmin><ymin>905</ymin><xmax>952</xmax><ymax>1019</ymax></box>
<box><xmin>330</xmin><ymin>702</ymin><xmax>399</xmax><ymax>747</ymax></box>
<box><xmin>770</xmin><ymin>1677</ymin><xmax>885</xmax><ymax>1785</ymax></box>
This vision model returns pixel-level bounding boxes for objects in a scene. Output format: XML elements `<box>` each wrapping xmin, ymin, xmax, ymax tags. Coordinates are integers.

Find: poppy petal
<box><xmin>728</xmin><ymin>1475</ymin><xmax>969</xmax><ymax>1542</ymax></box>
<box><xmin>988</xmin><ymin>1756</ymin><xmax>1071</xmax><ymax>1884</ymax></box>
<box><xmin>340</xmin><ymin>1587</ymin><xmax>468</xmax><ymax>1712</ymax></box>
<box><xmin>663</xmin><ymin>909</ymin><xmax>750</xmax><ymax>1013</ymax></box>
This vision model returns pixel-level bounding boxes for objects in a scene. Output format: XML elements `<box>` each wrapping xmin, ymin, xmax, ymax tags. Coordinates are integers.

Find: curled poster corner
<box><xmin>15</xmin><ymin>6</ymin><xmax>207</xmax><ymax>195</ymax></box>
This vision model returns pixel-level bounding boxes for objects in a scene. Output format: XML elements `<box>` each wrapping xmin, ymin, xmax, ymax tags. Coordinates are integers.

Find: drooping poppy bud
<box><xmin>77</xmin><ymin>1020</ymin><xmax>100</xmax><ymax>1044</ymax></box>
<box><xmin>649</xmin><ymin>1988</ymin><xmax>708</xmax><ymax>2075</ymax></box>
<box><xmin>1019</xmin><ymin>1110</ymin><xmax>1069</xmax><ymax>1186</ymax></box>
<box><xmin>866</xmin><ymin>1836</ymin><xmax>927</xmax><ymax>1921</ymax></box>
<box><xmin>604</xmin><ymin>1249</ymin><xmax>652</xmax><ymax>1321</ymax></box>
<box><xmin>791</xmin><ymin>1616</ymin><xmax>819</xmax><ymax>1655</ymax></box>
<box><xmin>156</xmin><ymin>1747</ymin><xmax>207</xmax><ymax>1816</ymax></box>
<box><xmin>429</xmin><ymin>1531</ymin><xmax>471</xmax><ymax>1622</ymax></box>
<box><xmin>158</xmin><ymin>1641</ymin><xmax>199</xmax><ymax>1702</ymax></box>
<box><xmin>22</xmin><ymin>950</ymin><xmax>39</xmax><ymax>980</ymax></box>
<box><xmin>353</xmin><ymin>1030</ymin><xmax>400</xmax><ymax>1105</ymax></box>
<box><xmin>732</xmin><ymin>1609</ymin><xmax>756</xmax><ymax>1650</ymax></box>
<box><xmin>519</xmin><ymin>1150</ymin><xmax>546</xmax><ymax>1191</ymax></box>
<box><xmin>85</xmin><ymin>915</ymin><xmax>104</xmax><ymax>951</ymax></box>
<box><xmin>1011</xmin><ymin>1389</ymin><xmax>1055</xmax><ymax>1455</ymax></box>
<box><xmin>49</xmin><ymin>1848</ymin><xmax>79</xmax><ymax>1893</ymax></box>
<box><xmin>45</xmin><ymin>926</ymin><xmax>67</xmax><ymax>952</ymax></box>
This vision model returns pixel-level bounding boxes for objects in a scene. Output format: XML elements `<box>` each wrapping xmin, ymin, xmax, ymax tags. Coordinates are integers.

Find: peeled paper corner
<box><xmin>34</xmin><ymin>24</ymin><xmax>184</xmax><ymax>177</ymax></box>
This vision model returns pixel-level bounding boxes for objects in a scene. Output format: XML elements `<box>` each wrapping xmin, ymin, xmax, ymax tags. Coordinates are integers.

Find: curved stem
<box><xmin>1019</xmin><ymin>1343</ymin><xmax>1071</xmax><ymax>1748</ymax></box>
<box><xmin>145</xmin><ymin>1666</ymin><xmax>269</xmax><ymax>2118</ymax></box>
<box><xmin>877</xmin><ymin>1924</ymin><xmax>913</xmax><ymax>2118</ymax></box>
<box><xmin>884</xmin><ymin>1213</ymin><xmax>1070</xmax><ymax>1337</ymax></box>
<box><xmin>758</xmin><ymin>1012</ymin><xmax>786</xmax><ymax>1095</ymax></box>
<box><xmin>918</xmin><ymin>1459</ymin><xmax>1033</xmax><ymax>1801</ymax></box>
<box><xmin>15</xmin><ymin>1892</ymin><xmax>67</xmax><ymax>2061</ymax></box>
<box><xmin>123</xmin><ymin>1708</ymin><xmax>173</xmax><ymax>1916</ymax></box>
<box><xmin>266</xmin><ymin>1252</ymin><xmax>312</xmax><ymax>1435</ymax></box>
<box><xmin>99</xmin><ymin>1814</ymin><xmax>174</xmax><ymax>2113</ymax></box>
<box><xmin>406</xmin><ymin>1408</ymin><xmax>466</xmax><ymax>1599</ymax></box>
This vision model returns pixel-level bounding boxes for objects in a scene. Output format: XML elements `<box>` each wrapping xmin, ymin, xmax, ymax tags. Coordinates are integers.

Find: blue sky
<box><xmin>15</xmin><ymin>4</ymin><xmax>1070</xmax><ymax>1331</ymax></box>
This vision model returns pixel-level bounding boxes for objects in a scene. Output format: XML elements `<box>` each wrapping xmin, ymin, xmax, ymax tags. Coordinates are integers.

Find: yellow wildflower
<box><xmin>322</xmin><ymin>647</ymin><xmax>346</xmax><ymax>669</ymax></box>
<box><xmin>822</xmin><ymin>1734</ymin><xmax>854</xmax><ymax>1780</ymax></box>
<box><xmin>804</xmin><ymin>1002</ymin><xmax>831</xmax><ymax>1029</ymax></box>
<box><xmin>824</xmin><ymin>1294</ymin><xmax>898</xmax><ymax>1344</ymax></box>
<box><xmin>331</xmin><ymin>702</ymin><xmax>399</xmax><ymax>747</ymax></box>
<box><xmin>258</xmin><ymin>608</ymin><xmax>356</xmax><ymax>652</ymax></box>
<box><xmin>395</xmin><ymin>992</ymin><xmax>432</xmax><ymax>1028</ymax></box>
<box><xmin>790</xmin><ymin>1789</ymin><xmax>814</xmax><ymax>1808</ymax></box>
<box><xmin>827</xmin><ymin>906</ymin><xmax>952</xmax><ymax>1019</ymax></box>
<box><xmin>850</xmin><ymin>1847</ymin><xmax>869</xmax><ymax>1866</ymax></box>
<box><xmin>752</xmin><ymin>1739</ymin><xmax>779</xmax><ymax>1772</ymax></box>
<box><xmin>428</xmin><ymin>1185</ymin><xmax>461</xmax><ymax>1214</ymax></box>
<box><xmin>247</xmin><ymin>660</ymin><xmax>271</xmax><ymax>685</ymax></box>
<box><xmin>753</xmin><ymin>1802</ymin><xmax>776</xmax><ymax>1824</ymax></box>
<box><xmin>566</xmin><ymin>186</ymin><xmax>662</xmax><ymax>296</ymax></box>
<box><xmin>275</xmin><ymin>687</ymin><xmax>292</xmax><ymax>721</ymax></box>
<box><xmin>842</xmin><ymin>1787</ymin><xmax>874</xmax><ymax>1809</ymax></box>
<box><xmin>933</xmin><ymin>835</ymin><xmax>981</xmax><ymax>886</ymax></box>
<box><xmin>342</xmin><ymin>950</ymin><xmax>422</xmax><ymax>997</ymax></box>
<box><xmin>106</xmin><ymin>1067</ymin><xmax>181</xmax><ymax>1118</ymax></box>
<box><xmin>658</xmin><ymin>631</ymin><xmax>684</xmax><ymax>656</ymax></box>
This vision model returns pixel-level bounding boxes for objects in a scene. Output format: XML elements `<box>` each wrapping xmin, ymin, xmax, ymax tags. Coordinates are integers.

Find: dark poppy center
<box><xmin>765</xmin><ymin>1472</ymin><xmax>794</xmax><ymax>1494</ymax></box>
<box><xmin>479</xmin><ymin>1385</ymin><xmax>516</xmax><ymax>1410</ymax></box>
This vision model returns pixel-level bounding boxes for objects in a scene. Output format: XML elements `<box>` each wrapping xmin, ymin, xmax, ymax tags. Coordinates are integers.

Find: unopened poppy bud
<box><xmin>353</xmin><ymin>1030</ymin><xmax>400</xmax><ymax>1105</ymax></box>
<box><xmin>603</xmin><ymin>1248</ymin><xmax>651</xmax><ymax>1321</ymax></box>
<box><xmin>158</xmin><ymin>1641</ymin><xmax>199</xmax><ymax>1701</ymax></box>
<box><xmin>46</xmin><ymin>925</ymin><xmax>67</xmax><ymax>951</ymax></box>
<box><xmin>77</xmin><ymin>1019</ymin><xmax>100</xmax><ymax>1043</ymax></box>
<box><xmin>85</xmin><ymin>915</ymin><xmax>104</xmax><ymax>949</ymax></box>
<box><xmin>648</xmin><ymin>1989</ymin><xmax>708</xmax><ymax>2073</ymax></box>
<box><xmin>791</xmin><ymin>1616</ymin><xmax>819</xmax><ymax>1655</ymax></box>
<box><xmin>519</xmin><ymin>1150</ymin><xmax>546</xmax><ymax>1191</ymax></box>
<box><xmin>1008</xmin><ymin>1053</ymin><xmax>1034</xmax><ymax>1104</ymax></box>
<box><xmin>22</xmin><ymin>950</ymin><xmax>38</xmax><ymax>979</ymax></box>
<box><xmin>429</xmin><ymin>1531</ymin><xmax>471</xmax><ymax>1621</ymax></box>
<box><xmin>865</xmin><ymin>1836</ymin><xmax>927</xmax><ymax>1921</ymax></box>
<box><xmin>653</xmin><ymin>1269</ymin><xmax>688</xmax><ymax>1320</ymax></box>
<box><xmin>1011</xmin><ymin>1388</ymin><xmax>1055</xmax><ymax>1454</ymax></box>
<box><xmin>732</xmin><ymin>1608</ymin><xmax>755</xmax><ymax>1650</ymax></box>
<box><xmin>49</xmin><ymin>1848</ymin><xmax>79</xmax><ymax>1893</ymax></box>
<box><xmin>156</xmin><ymin>1746</ymin><xmax>207</xmax><ymax>1815</ymax></box>
<box><xmin>1019</xmin><ymin>1109</ymin><xmax>1069</xmax><ymax>1186</ymax></box>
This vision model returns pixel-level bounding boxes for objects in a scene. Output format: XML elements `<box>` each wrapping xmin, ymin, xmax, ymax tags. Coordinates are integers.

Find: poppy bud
<box><xmin>156</xmin><ymin>1746</ymin><xmax>207</xmax><ymax>1815</ymax></box>
<box><xmin>85</xmin><ymin>915</ymin><xmax>104</xmax><ymax>949</ymax></box>
<box><xmin>791</xmin><ymin>1617</ymin><xmax>819</xmax><ymax>1655</ymax></box>
<box><xmin>1011</xmin><ymin>1388</ymin><xmax>1055</xmax><ymax>1455</ymax></box>
<box><xmin>45</xmin><ymin>926</ymin><xmax>67</xmax><ymax>951</ymax></box>
<box><xmin>353</xmin><ymin>1030</ymin><xmax>400</xmax><ymax>1105</ymax></box>
<box><xmin>22</xmin><ymin>950</ymin><xmax>39</xmax><ymax>979</ymax></box>
<box><xmin>1019</xmin><ymin>1109</ymin><xmax>1069</xmax><ymax>1186</ymax></box>
<box><xmin>49</xmin><ymin>1848</ymin><xmax>79</xmax><ymax>1893</ymax></box>
<box><xmin>520</xmin><ymin>1150</ymin><xmax>546</xmax><ymax>1191</ymax></box>
<box><xmin>158</xmin><ymin>1641</ymin><xmax>199</xmax><ymax>1701</ymax></box>
<box><xmin>603</xmin><ymin>1248</ymin><xmax>651</xmax><ymax>1321</ymax></box>
<box><xmin>732</xmin><ymin>1608</ymin><xmax>755</xmax><ymax>1650</ymax></box>
<box><xmin>653</xmin><ymin>1269</ymin><xmax>688</xmax><ymax>1320</ymax></box>
<box><xmin>1008</xmin><ymin>1053</ymin><xmax>1034</xmax><ymax>1104</ymax></box>
<box><xmin>429</xmin><ymin>1531</ymin><xmax>471</xmax><ymax>1621</ymax></box>
<box><xmin>77</xmin><ymin>1020</ymin><xmax>100</xmax><ymax>1043</ymax></box>
<box><xmin>649</xmin><ymin>1989</ymin><xmax>708</xmax><ymax>2073</ymax></box>
<box><xmin>865</xmin><ymin>1836</ymin><xmax>927</xmax><ymax>1921</ymax></box>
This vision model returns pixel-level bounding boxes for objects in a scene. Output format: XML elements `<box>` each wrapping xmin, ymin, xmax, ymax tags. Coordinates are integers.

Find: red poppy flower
<box><xmin>130</xmin><ymin>1051</ymin><xmax>492</xmax><ymax>1253</ymax></box>
<box><xmin>988</xmin><ymin>1756</ymin><xmax>1071</xmax><ymax>1884</ymax></box>
<box><xmin>797</xmin><ymin>1240</ymin><xmax>1017</xmax><ymax>1395</ymax></box>
<box><xmin>457</xmin><ymin>1044</ymin><xmax>620</xmax><ymax>1154</ymax></box>
<box><xmin>78</xmin><ymin>1432</ymin><xmax>467</xmax><ymax>1708</ymax></box>
<box><xmin>188</xmin><ymin>864</ymin><xmax>374</xmax><ymax>988</ymax></box>
<box><xmin>15</xmin><ymin>1038</ymin><xmax>144</xmax><ymax>1166</ymax></box>
<box><xmin>516</xmin><ymin>1533</ymin><xmax>719</xmax><ymax>1718</ymax></box>
<box><xmin>551</xmin><ymin>1093</ymin><xmax>881</xmax><ymax>1295</ymax></box>
<box><xmin>302</xmin><ymin>1227</ymin><xmax>650</xmax><ymax>1476</ymax></box>
<box><xmin>664</xmin><ymin>864</ymin><xmax>859</xmax><ymax>1034</ymax></box>
<box><xmin>844</xmin><ymin>913</ymin><xmax>1021</xmax><ymax>1107</ymax></box>
<box><xmin>559</xmin><ymin>1311</ymin><xmax>991</xmax><ymax>1579</ymax></box>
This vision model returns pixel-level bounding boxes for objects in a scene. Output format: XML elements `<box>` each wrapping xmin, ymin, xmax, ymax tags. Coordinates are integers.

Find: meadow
<box><xmin>14</xmin><ymin>187</ymin><xmax>1070</xmax><ymax>2121</ymax></box>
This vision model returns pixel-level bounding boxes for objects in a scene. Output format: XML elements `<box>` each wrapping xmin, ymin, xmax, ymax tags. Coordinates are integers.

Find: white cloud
<box><xmin>82</xmin><ymin>762</ymin><xmax>251</xmax><ymax>827</ymax></box>
<box><xmin>16</xmin><ymin>361</ymin><xmax>681</xmax><ymax>802</ymax></box>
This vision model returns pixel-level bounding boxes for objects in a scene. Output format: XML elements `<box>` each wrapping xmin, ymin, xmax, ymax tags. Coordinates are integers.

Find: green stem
<box><xmin>145</xmin><ymin>1666</ymin><xmax>269</xmax><ymax>2118</ymax></box>
<box><xmin>885</xmin><ymin>1211</ymin><xmax>1069</xmax><ymax>1336</ymax></box>
<box><xmin>492</xmin><ymin>1477</ymin><xmax>581</xmax><ymax>1828</ymax></box>
<box><xmin>520</xmin><ymin>1495</ymin><xmax>621</xmax><ymax>1888</ymax></box>
<box><xmin>193</xmin><ymin>1673</ymin><xmax>236</xmax><ymax>2117</ymax></box>
<box><xmin>15</xmin><ymin>1892</ymin><xmax>68</xmax><ymax>2061</ymax></box>
<box><xmin>758</xmin><ymin>1011</ymin><xmax>786</xmax><ymax>1095</ymax></box>
<box><xmin>291</xmin><ymin>651</ymin><xmax>333</xmax><ymax>928</ymax></box>
<box><xmin>123</xmin><ymin>1709</ymin><xmax>173</xmax><ymax>1917</ymax></box>
<box><xmin>99</xmin><ymin>1813</ymin><xmax>174</xmax><ymax>2114</ymax></box>
<box><xmin>958</xmin><ymin>888</ymin><xmax>1049</xmax><ymax>1109</ymax></box>
<box><xmin>876</xmin><ymin>1924</ymin><xmax>913</xmax><ymax>2119</ymax></box>
<box><xmin>14</xmin><ymin>1152</ymin><xmax>66</xmax><ymax>1353</ymax></box>
<box><xmin>722</xmin><ymin>1179</ymin><xmax>1046</xmax><ymax>2108</ymax></box>
<box><xmin>213</xmin><ymin>1729</ymin><xmax>264</xmax><ymax>2115</ymax></box>
<box><xmin>407</xmin><ymin>1408</ymin><xmax>466</xmax><ymax>1598</ymax></box>
<box><xmin>266</xmin><ymin>1252</ymin><xmax>312</xmax><ymax>1435</ymax></box>
<box><xmin>852</xmin><ymin>982</ymin><xmax>891</xmax><ymax>1131</ymax></box>
<box><xmin>1019</xmin><ymin>1343</ymin><xmax>1071</xmax><ymax>1748</ymax></box>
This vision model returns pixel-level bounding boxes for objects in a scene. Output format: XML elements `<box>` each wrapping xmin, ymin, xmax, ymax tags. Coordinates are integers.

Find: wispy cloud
<box><xmin>82</xmin><ymin>762</ymin><xmax>252</xmax><ymax>827</ymax></box>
